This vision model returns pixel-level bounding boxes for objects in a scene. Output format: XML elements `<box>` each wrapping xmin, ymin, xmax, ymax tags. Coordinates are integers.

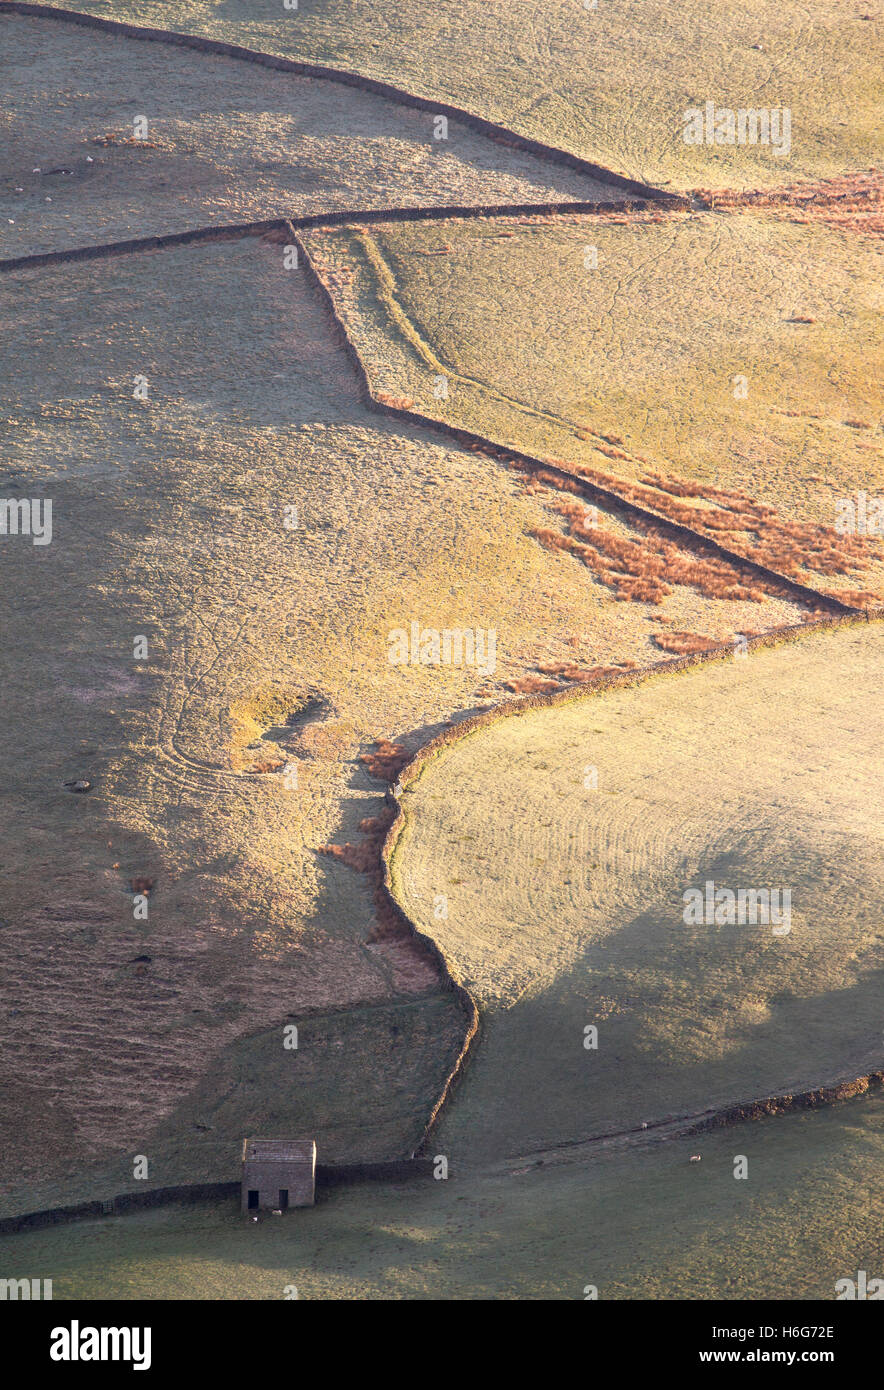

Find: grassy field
<box><xmin>59</xmin><ymin>0</ymin><xmax>884</xmax><ymax>191</ymax></box>
<box><xmin>1</xmin><ymin>1094</ymin><xmax>881</xmax><ymax>1299</ymax></box>
<box><xmin>0</xmin><ymin>12</ymin><xmax>618</xmax><ymax>261</ymax></box>
<box><xmin>390</xmin><ymin>622</ymin><xmax>884</xmax><ymax>1162</ymax></box>
<box><xmin>1</xmin><ymin>227</ymin><xmax>804</xmax><ymax>1217</ymax></box>
<box><xmin>305</xmin><ymin>206</ymin><xmax>884</xmax><ymax>606</ymax></box>
<box><xmin>2</xmin><ymin>1</ymin><xmax>881</xmax><ymax>1304</ymax></box>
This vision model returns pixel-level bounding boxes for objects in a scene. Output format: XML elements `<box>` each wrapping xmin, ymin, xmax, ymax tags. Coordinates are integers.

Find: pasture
<box><xmin>1</xmin><ymin>1095</ymin><xmax>881</xmax><ymax>1299</ymax></box>
<box><xmin>305</xmin><ymin>209</ymin><xmax>884</xmax><ymax>608</ymax></box>
<box><xmin>390</xmin><ymin>622</ymin><xmax>884</xmax><ymax>1161</ymax></box>
<box><xmin>48</xmin><ymin>0</ymin><xmax>884</xmax><ymax>191</ymax></box>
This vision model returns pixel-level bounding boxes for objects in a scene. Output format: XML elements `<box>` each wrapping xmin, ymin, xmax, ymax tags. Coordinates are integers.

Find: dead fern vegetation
<box><xmin>318</xmin><ymin>804</ymin><xmax>407</xmax><ymax>942</ymax></box>
<box><xmin>695</xmin><ymin>169</ymin><xmax>884</xmax><ymax>235</ymax></box>
<box><xmin>652</xmin><ymin>631</ymin><xmax>724</xmax><ymax>655</ymax></box>
<box><xmin>502</xmin><ymin>660</ymin><xmax>638</xmax><ymax>694</ymax></box>
<box><xmin>319</xmin><ymin>807</ymin><xmax>396</xmax><ymax>875</ymax></box>
<box><xmin>519</xmin><ymin>460</ymin><xmax>879</xmax><ymax>607</ymax></box>
<box><xmin>316</xmin><ymin>737</ymin><xmax>414</xmax><ymax>939</ymax></box>
<box><xmin>376</xmin><ymin>391</ymin><xmax>416</xmax><ymax>410</ymax></box>
<box><xmin>358</xmin><ymin>738</ymin><xmax>411</xmax><ymax>782</ymax></box>
<box><xmin>835</xmin><ymin>588</ymin><xmax>881</xmax><ymax>609</ymax></box>
<box><xmin>501</xmin><ymin>675</ymin><xmax>563</xmax><ymax>694</ymax></box>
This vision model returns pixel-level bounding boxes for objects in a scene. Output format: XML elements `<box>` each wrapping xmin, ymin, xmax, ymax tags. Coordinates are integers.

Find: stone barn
<box><xmin>241</xmin><ymin>1137</ymin><xmax>316</xmax><ymax>1212</ymax></box>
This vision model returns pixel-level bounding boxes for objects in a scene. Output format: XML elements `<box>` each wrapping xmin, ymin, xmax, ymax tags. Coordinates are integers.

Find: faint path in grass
<box><xmin>384</xmin><ymin>619</ymin><xmax>884</xmax><ymax>1162</ymax></box>
<box><xmin>3</xmin><ymin>0</ymin><xmax>880</xmax><ymax>1214</ymax></box>
<box><xmin>0</xmin><ymin>0</ymin><xmax>678</xmax><ymax>204</ymax></box>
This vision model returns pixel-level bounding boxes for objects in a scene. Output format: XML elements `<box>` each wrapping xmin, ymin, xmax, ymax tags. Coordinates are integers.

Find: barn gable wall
<box><xmin>241</xmin><ymin>1138</ymin><xmax>316</xmax><ymax>1209</ymax></box>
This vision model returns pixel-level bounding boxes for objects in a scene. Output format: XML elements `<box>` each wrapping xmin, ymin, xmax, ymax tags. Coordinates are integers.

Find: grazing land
<box><xmin>53</xmin><ymin>0</ymin><xmax>884</xmax><ymax>190</ymax></box>
<box><xmin>0</xmin><ymin>12</ymin><xmax>620</xmax><ymax>261</ymax></box>
<box><xmin>390</xmin><ymin>622</ymin><xmax>884</xmax><ymax>1161</ymax></box>
<box><xmin>0</xmin><ymin>2</ymin><xmax>881</xmax><ymax>1303</ymax></box>
<box><xmin>3</xmin><ymin>228</ymin><xmax>805</xmax><ymax>1215</ymax></box>
<box><xmin>304</xmin><ymin>208</ymin><xmax>884</xmax><ymax>608</ymax></box>
<box><xmin>1</xmin><ymin>1096</ymin><xmax>881</xmax><ymax>1299</ymax></box>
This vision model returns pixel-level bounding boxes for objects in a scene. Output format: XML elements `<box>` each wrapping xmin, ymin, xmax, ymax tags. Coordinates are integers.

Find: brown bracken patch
<box><xmin>835</xmin><ymin>588</ymin><xmax>881</xmax><ymax>609</ymax></box>
<box><xmin>519</xmin><ymin>458</ymin><xmax>877</xmax><ymax>605</ymax></box>
<box><xmin>502</xmin><ymin>662</ymin><xmax>628</xmax><ymax>694</ymax></box>
<box><xmin>376</xmin><ymin>391</ymin><xmax>415</xmax><ymax>410</ymax></box>
<box><xmin>318</xmin><ymin>805</ymin><xmax>408</xmax><ymax>941</ymax></box>
<box><xmin>652</xmin><ymin>631</ymin><xmax>723</xmax><ymax>655</ymax></box>
<box><xmin>502</xmin><ymin>675</ymin><xmax>562</xmax><ymax>694</ymax></box>
<box><xmin>693</xmin><ymin>170</ymin><xmax>884</xmax><ymax>236</ymax></box>
<box><xmin>360</xmin><ymin>738</ymin><xmax>411</xmax><ymax>783</ymax></box>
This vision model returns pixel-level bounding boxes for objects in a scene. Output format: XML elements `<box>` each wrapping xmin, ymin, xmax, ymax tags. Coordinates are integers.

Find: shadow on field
<box><xmin>433</xmin><ymin>823</ymin><xmax>884</xmax><ymax>1162</ymax></box>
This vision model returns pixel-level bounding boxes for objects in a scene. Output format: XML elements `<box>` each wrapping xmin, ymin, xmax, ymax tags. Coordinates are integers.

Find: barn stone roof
<box><xmin>242</xmin><ymin>1137</ymin><xmax>316</xmax><ymax>1163</ymax></box>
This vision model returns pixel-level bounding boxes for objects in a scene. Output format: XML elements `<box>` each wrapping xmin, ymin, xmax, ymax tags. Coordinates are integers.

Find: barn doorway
<box><xmin>279</xmin><ymin>1189</ymin><xmax>289</xmax><ymax>1211</ymax></box>
<box><xmin>247</xmin><ymin>1190</ymin><xmax>259</xmax><ymax>1210</ymax></box>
